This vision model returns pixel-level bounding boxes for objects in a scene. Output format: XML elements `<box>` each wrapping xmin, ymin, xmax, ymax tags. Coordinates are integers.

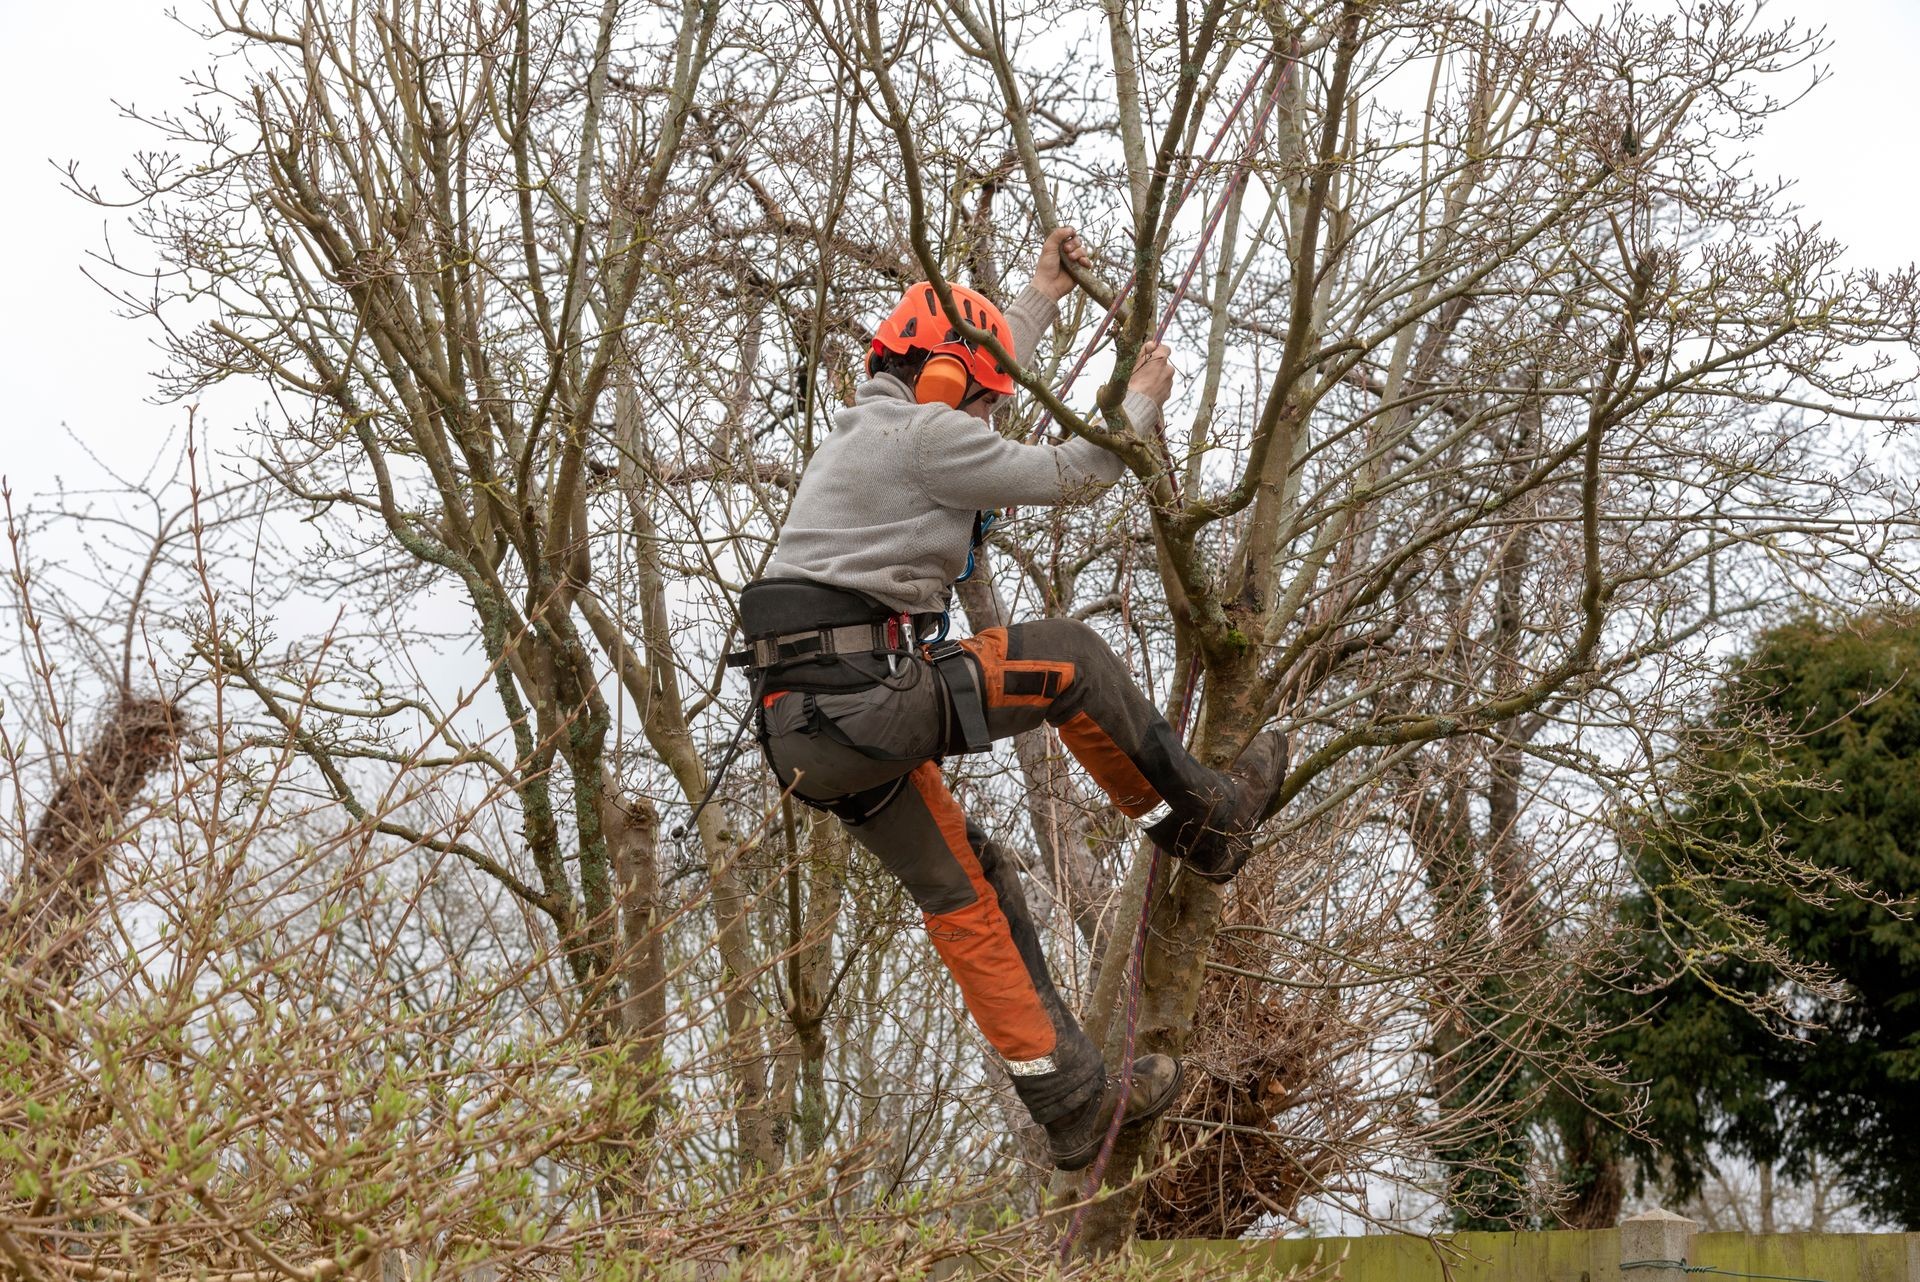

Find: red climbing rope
<box><xmin>1142</xmin><ymin>43</ymin><xmax>1292</xmax><ymax>501</ymax></box>
<box><xmin>1056</xmin><ymin>657</ymin><xmax>1201</xmax><ymax>1261</ymax></box>
<box><xmin>1028</xmin><ymin>49</ymin><xmax>1275</xmax><ymax>442</ymax></box>
<box><xmin>1055</xmin><ymin>43</ymin><xmax>1297</xmax><ymax>1263</ymax></box>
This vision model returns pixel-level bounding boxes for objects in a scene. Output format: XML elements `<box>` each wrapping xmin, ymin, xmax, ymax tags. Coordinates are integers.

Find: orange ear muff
<box><xmin>915</xmin><ymin>354</ymin><xmax>970</xmax><ymax>409</ymax></box>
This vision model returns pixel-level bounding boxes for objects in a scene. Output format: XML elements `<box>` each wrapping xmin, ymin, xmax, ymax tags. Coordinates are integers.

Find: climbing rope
<box><xmin>1143</xmin><ymin>38</ymin><xmax>1292</xmax><ymax>501</ymax></box>
<box><xmin>1056</xmin><ymin>658</ymin><xmax>1203</xmax><ymax>1262</ymax></box>
<box><xmin>1024</xmin><ymin>34</ymin><xmax>1295</xmax><ymax>504</ymax></box>
<box><xmin>1054</xmin><ymin>45</ymin><xmax>1296</xmax><ymax>1262</ymax></box>
<box><xmin>1027</xmin><ymin>46</ymin><xmax>1276</xmax><ymax>443</ymax></box>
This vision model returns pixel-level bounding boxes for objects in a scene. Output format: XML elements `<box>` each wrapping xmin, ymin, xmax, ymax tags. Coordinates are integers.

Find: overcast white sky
<box><xmin>1</xmin><ymin>0</ymin><xmax>1915</xmax><ymax>509</ymax></box>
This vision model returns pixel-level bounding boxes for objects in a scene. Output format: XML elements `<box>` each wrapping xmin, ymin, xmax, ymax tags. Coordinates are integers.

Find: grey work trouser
<box><xmin>758</xmin><ymin>618</ymin><xmax>1231</xmax><ymax>1126</ymax></box>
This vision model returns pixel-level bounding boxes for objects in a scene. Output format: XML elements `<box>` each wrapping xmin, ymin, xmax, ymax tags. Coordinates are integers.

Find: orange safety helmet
<box><xmin>870</xmin><ymin>282</ymin><xmax>1017</xmax><ymax>407</ymax></box>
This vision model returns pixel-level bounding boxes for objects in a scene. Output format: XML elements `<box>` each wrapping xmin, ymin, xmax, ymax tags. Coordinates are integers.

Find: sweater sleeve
<box><xmin>912</xmin><ymin>281</ymin><xmax>1164</xmax><ymax>510</ymax></box>
<box><xmin>1002</xmin><ymin>283</ymin><xmax>1060</xmax><ymax>368</ymax></box>
<box><xmin>1000</xmin><ymin>284</ymin><xmax>1166</xmax><ymax>442</ymax></box>
<box><xmin>911</xmin><ymin>397</ymin><xmax>1167</xmax><ymax>511</ymax></box>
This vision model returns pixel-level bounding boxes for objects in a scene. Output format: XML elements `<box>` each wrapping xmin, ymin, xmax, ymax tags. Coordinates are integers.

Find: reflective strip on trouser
<box><xmin>959</xmin><ymin>619</ymin><xmax>1230</xmax><ymax>822</ymax></box>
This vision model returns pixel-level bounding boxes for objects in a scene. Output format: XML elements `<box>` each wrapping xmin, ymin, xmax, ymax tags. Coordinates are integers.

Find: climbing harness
<box><xmin>724</xmin><ymin>577</ymin><xmax>996</xmax><ymax>826</ymax></box>
<box><xmin>925</xmin><ymin>637</ymin><xmax>993</xmax><ymax>754</ymax></box>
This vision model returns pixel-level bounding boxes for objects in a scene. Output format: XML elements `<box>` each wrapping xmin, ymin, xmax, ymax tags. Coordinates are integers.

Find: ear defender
<box><xmin>914</xmin><ymin>354</ymin><xmax>970</xmax><ymax>409</ymax></box>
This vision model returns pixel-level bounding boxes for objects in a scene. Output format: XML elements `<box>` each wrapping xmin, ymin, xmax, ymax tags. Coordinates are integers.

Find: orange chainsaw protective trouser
<box><xmin>757</xmin><ymin>618</ymin><xmax>1233</xmax><ymax>1125</ymax></box>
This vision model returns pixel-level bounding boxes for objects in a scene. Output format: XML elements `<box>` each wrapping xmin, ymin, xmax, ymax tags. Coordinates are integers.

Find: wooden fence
<box><xmin>1151</xmin><ymin>1210</ymin><xmax>1920</xmax><ymax>1282</ymax></box>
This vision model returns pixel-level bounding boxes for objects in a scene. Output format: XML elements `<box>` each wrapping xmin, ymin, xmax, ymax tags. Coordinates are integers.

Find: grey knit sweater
<box><xmin>764</xmin><ymin>285</ymin><xmax>1159</xmax><ymax>616</ymax></box>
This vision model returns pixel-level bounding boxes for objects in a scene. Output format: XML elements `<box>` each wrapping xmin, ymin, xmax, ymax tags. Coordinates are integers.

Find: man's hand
<box><xmin>1127</xmin><ymin>342</ymin><xmax>1176</xmax><ymax>405</ymax></box>
<box><xmin>1030</xmin><ymin>225</ymin><xmax>1092</xmax><ymax>302</ymax></box>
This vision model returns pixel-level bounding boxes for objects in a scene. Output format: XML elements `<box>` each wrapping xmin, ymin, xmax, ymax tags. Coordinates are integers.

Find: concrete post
<box><xmin>1620</xmin><ymin>1207</ymin><xmax>1697</xmax><ymax>1282</ymax></box>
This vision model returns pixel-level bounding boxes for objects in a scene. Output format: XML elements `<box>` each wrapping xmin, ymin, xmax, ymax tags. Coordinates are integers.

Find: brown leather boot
<box><xmin>1046</xmin><ymin>1054</ymin><xmax>1184</xmax><ymax>1171</ymax></box>
<box><xmin>1148</xmin><ymin>729</ymin><xmax>1288</xmax><ymax>883</ymax></box>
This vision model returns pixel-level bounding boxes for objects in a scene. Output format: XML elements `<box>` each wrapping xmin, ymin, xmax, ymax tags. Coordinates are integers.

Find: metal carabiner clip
<box><xmin>885</xmin><ymin>613</ymin><xmax>909</xmax><ymax>676</ymax></box>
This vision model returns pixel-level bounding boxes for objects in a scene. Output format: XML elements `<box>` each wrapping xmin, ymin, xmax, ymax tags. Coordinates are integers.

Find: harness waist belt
<box><xmin>739</xmin><ymin>577</ymin><xmax>893</xmax><ymax>635</ymax></box>
<box><xmin>727</xmin><ymin>620</ymin><xmax>912</xmax><ymax>670</ymax></box>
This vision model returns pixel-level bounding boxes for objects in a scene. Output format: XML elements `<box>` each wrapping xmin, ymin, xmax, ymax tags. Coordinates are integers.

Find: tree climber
<box><xmin>731</xmin><ymin>227</ymin><xmax>1286</xmax><ymax>1169</ymax></box>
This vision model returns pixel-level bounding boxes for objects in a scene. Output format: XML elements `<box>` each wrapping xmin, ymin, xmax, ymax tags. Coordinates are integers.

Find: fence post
<box><xmin>1620</xmin><ymin>1208</ymin><xmax>1697</xmax><ymax>1282</ymax></box>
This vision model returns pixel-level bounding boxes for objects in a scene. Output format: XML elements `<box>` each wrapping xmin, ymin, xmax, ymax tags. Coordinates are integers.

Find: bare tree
<box><xmin>818</xmin><ymin>0</ymin><xmax>1920</xmax><ymax>1250</ymax></box>
<box><xmin>72</xmin><ymin>0</ymin><xmax>801</xmax><ymax>1161</ymax></box>
<box><xmin>40</xmin><ymin>0</ymin><xmax>1920</xmax><ymax>1261</ymax></box>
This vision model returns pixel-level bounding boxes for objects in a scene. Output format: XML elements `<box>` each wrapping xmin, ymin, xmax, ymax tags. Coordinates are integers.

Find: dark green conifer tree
<box><xmin>1565</xmin><ymin>614</ymin><xmax>1920</xmax><ymax>1227</ymax></box>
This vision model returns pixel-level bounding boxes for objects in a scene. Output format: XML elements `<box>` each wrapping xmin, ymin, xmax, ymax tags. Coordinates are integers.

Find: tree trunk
<box><xmin>1559</xmin><ymin>1112</ymin><xmax>1625</xmax><ymax>1229</ymax></box>
<box><xmin>602</xmin><ymin>779</ymin><xmax>669</xmax><ymax>1067</ymax></box>
<box><xmin>1058</xmin><ymin>836</ymin><xmax>1229</xmax><ymax>1251</ymax></box>
<box><xmin>6</xmin><ymin>697</ymin><xmax>177</xmax><ymax>1000</ymax></box>
<box><xmin>787</xmin><ymin>811</ymin><xmax>846</xmax><ymax>1163</ymax></box>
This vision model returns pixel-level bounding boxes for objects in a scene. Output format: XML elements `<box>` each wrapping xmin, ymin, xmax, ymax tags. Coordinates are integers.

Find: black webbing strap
<box><xmin>815</xmin><ymin>775</ymin><xmax>910</xmax><ymax>826</ymax></box>
<box><xmin>726</xmin><ymin>620</ymin><xmax>900</xmax><ymax>670</ymax></box>
<box><xmin>926</xmin><ymin>639</ymin><xmax>992</xmax><ymax>754</ymax></box>
<box><xmin>669</xmin><ymin>693</ymin><xmax>756</xmax><ymax>841</ymax></box>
